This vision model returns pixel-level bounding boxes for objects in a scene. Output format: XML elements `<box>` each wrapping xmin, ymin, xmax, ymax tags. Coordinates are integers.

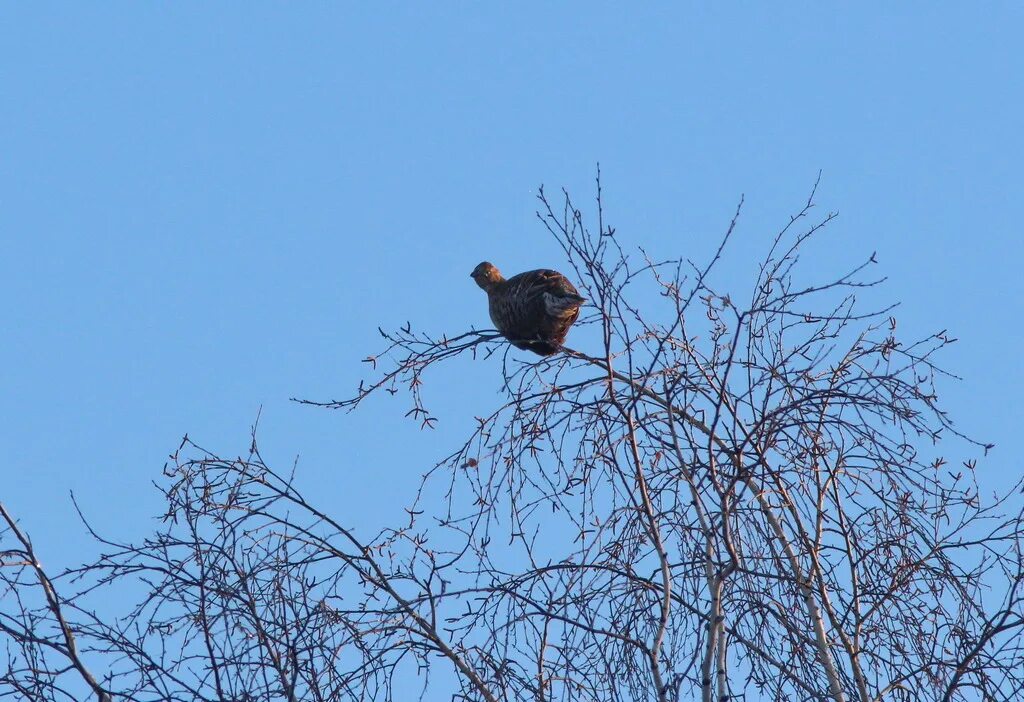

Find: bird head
<box><xmin>470</xmin><ymin>261</ymin><xmax>503</xmax><ymax>290</ymax></box>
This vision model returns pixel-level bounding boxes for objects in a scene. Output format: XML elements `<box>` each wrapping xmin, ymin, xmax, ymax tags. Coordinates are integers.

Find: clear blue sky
<box><xmin>2</xmin><ymin>5</ymin><xmax>1021</xmax><ymax>582</ymax></box>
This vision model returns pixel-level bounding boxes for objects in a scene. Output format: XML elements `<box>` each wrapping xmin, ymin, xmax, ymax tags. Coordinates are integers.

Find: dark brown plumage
<box><xmin>470</xmin><ymin>261</ymin><xmax>586</xmax><ymax>355</ymax></box>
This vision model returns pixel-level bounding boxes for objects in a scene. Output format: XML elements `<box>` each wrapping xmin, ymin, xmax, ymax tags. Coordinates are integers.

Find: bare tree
<box><xmin>3</xmin><ymin>175</ymin><xmax>1023</xmax><ymax>702</ymax></box>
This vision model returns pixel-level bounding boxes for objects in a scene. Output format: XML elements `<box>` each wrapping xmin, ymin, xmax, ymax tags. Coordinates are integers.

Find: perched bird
<box><xmin>470</xmin><ymin>261</ymin><xmax>586</xmax><ymax>355</ymax></box>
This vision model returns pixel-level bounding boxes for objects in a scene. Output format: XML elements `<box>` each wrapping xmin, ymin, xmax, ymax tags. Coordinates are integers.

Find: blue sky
<box><xmin>2</xmin><ymin>3</ymin><xmax>1022</xmax><ymax>592</ymax></box>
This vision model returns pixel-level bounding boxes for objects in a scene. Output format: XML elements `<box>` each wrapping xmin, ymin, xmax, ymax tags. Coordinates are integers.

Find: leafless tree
<box><xmin>3</xmin><ymin>175</ymin><xmax>1023</xmax><ymax>702</ymax></box>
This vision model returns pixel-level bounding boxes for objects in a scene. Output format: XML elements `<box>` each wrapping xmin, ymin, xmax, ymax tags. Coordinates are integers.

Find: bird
<box><xmin>470</xmin><ymin>261</ymin><xmax>586</xmax><ymax>356</ymax></box>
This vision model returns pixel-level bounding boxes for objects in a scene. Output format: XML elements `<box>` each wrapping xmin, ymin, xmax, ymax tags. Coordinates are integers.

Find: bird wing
<box><xmin>505</xmin><ymin>269</ymin><xmax>583</xmax><ymax>304</ymax></box>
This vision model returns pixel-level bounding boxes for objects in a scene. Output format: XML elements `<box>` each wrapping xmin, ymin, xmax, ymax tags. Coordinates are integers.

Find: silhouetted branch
<box><xmin>2</xmin><ymin>175</ymin><xmax>1021</xmax><ymax>702</ymax></box>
